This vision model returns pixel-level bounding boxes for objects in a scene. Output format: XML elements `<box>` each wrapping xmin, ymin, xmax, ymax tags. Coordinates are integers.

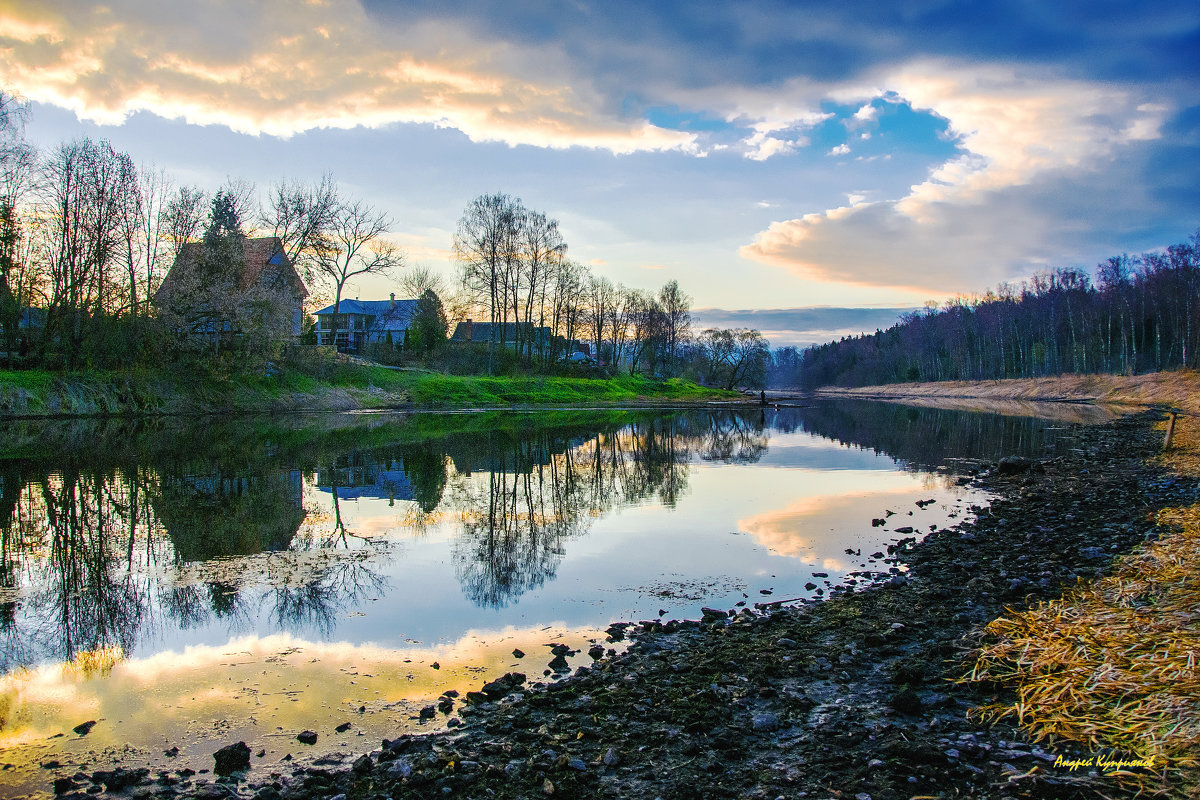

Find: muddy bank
<box><xmin>49</xmin><ymin>412</ymin><xmax>1194</xmax><ymax>800</ymax></box>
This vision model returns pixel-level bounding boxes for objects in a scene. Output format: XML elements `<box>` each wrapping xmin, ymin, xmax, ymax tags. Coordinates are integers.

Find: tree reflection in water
<box><xmin>447</xmin><ymin>412</ymin><xmax>767</xmax><ymax>608</ymax></box>
<box><xmin>0</xmin><ymin>409</ymin><xmax>779</xmax><ymax>668</ymax></box>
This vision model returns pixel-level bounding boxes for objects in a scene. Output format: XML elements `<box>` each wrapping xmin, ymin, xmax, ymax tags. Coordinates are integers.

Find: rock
<box><xmin>602</xmin><ymin>747</ymin><xmax>620</xmax><ymax>767</ymax></box>
<box><xmin>296</xmin><ymin>731</ymin><xmax>318</xmax><ymax>745</ymax></box>
<box><xmin>700</xmin><ymin>607</ymin><xmax>728</xmax><ymax>619</ymax></box>
<box><xmin>512</xmin><ymin>648</ymin><xmax>525</xmax><ymax>658</ymax></box>
<box><xmin>53</xmin><ymin>777</ymin><xmax>79</xmax><ymax>794</ymax></box>
<box><xmin>872</xmin><ymin>518</ymin><xmax>885</xmax><ymax>527</ymax></box>
<box><xmin>891</xmin><ymin>689</ymin><xmax>922</xmax><ymax>715</ymax></box>
<box><xmin>430</xmin><ymin>661</ymin><xmax>440</xmax><ymax>669</ymax></box>
<box><xmin>894</xmin><ymin>526</ymin><xmax>915</xmax><ymax>534</ymax></box>
<box><xmin>419</xmin><ymin>705</ymin><xmax>436</xmax><ymax>719</ymax></box>
<box><xmin>352</xmin><ymin>754</ymin><xmax>373</xmax><ymax>774</ymax></box>
<box><xmin>588</xmin><ymin>645</ymin><xmax>605</xmax><ymax>660</ymax></box>
<box><xmin>72</xmin><ymin>721</ymin><xmax>96</xmax><ymax>736</ymax></box>
<box><xmin>868</xmin><ymin>758</ymin><xmax>884</xmax><ymax>768</ymax></box>
<box><xmin>212</xmin><ymin>741</ymin><xmax>251</xmax><ymax>776</ymax></box>
<box><xmin>804</xmin><ymin>582</ymin><xmax>817</xmax><ymax>591</ymax></box>
<box><xmin>91</xmin><ymin>768</ymin><xmax>149</xmax><ymax>792</ymax></box>
<box><xmin>387</xmin><ymin>758</ymin><xmax>413</xmax><ymax>778</ymax></box>
<box><xmin>566</xmin><ymin>757</ymin><xmax>587</xmax><ymax>771</ymax></box>
<box><xmin>335</xmin><ymin>722</ymin><xmax>352</xmax><ymax>733</ymax></box>
<box><xmin>752</xmin><ymin>712</ymin><xmax>780</xmax><ymax>732</ymax></box>
<box><xmin>776</xmin><ymin>637</ymin><xmax>797</xmax><ymax>649</ymax></box>
<box><xmin>998</xmin><ymin>455</ymin><xmax>1033</xmax><ymax>474</ymax></box>
<box><xmin>543</xmin><ymin>777</ymin><xmax>555</xmax><ymax>795</ymax></box>
<box><xmin>812</xmin><ymin>572</ymin><xmax>828</xmax><ymax>578</ymax></box>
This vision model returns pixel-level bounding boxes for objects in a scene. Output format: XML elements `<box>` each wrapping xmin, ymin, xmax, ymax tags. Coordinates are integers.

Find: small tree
<box><xmin>695</xmin><ymin>328</ymin><xmax>770</xmax><ymax>389</ymax></box>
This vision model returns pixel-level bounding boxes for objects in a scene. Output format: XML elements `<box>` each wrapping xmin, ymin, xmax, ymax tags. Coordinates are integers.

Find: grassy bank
<box><xmin>0</xmin><ymin>366</ymin><xmax>737</xmax><ymax>417</ymax></box>
<box><xmin>815</xmin><ymin>369</ymin><xmax>1200</xmax><ymax>414</ymax></box>
<box><xmin>968</xmin><ymin>413</ymin><xmax>1200</xmax><ymax>797</ymax></box>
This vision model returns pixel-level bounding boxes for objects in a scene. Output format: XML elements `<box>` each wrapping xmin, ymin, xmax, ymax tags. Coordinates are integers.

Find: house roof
<box><xmin>315</xmin><ymin>298</ymin><xmax>419</xmax><ymax>331</ymax></box>
<box><xmin>157</xmin><ymin>236</ymin><xmax>307</xmax><ymax>299</ymax></box>
<box><xmin>451</xmin><ymin>321</ymin><xmax>553</xmax><ymax>342</ymax></box>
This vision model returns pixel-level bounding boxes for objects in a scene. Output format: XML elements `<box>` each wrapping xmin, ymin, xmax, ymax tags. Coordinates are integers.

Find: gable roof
<box><xmin>157</xmin><ymin>236</ymin><xmax>307</xmax><ymax>300</ymax></box>
<box><xmin>315</xmin><ymin>298</ymin><xmax>419</xmax><ymax>331</ymax></box>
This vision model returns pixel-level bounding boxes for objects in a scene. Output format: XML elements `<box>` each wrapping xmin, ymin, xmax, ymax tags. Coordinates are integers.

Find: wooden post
<box><xmin>1164</xmin><ymin>411</ymin><xmax>1178</xmax><ymax>451</ymax></box>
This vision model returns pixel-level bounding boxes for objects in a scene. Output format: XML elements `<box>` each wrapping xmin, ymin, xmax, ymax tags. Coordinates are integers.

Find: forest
<box><xmin>779</xmin><ymin>233</ymin><xmax>1200</xmax><ymax>388</ymax></box>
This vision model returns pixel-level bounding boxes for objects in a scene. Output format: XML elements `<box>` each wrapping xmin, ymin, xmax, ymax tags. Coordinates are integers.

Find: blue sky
<box><xmin>2</xmin><ymin>0</ymin><xmax>1198</xmax><ymax>347</ymax></box>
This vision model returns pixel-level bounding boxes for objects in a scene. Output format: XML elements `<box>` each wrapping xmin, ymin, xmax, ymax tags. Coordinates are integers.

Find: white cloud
<box><xmin>741</xmin><ymin>60</ymin><xmax>1172</xmax><ymax>292</ymax></box>
<box><xmin>852</xmin><ymin>103</ymin><xmax>878</xmax><ymax>122</ymax></box>
<box><xmin>0</xmin><ymin>0</ymin><xmax>699</xmax><ymax>154</ymax></box>
<box><xmin>828</xmin><ymin>143</ymin><xmax>850</xmax><ymax>156</ymax></box>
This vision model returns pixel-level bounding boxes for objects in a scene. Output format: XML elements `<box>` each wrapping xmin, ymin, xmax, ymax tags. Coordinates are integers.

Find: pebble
<box><xmin>603</xmin><ymin>747</ymin><xmax>620</xmax><ymax>767</ymax></box>
<box><xmin>296</xmin><ymin>731</ymin><xmax>318</xmax><ymax>745</ymax></box>
<box><xmin>776</xmin><ymin>638</ymin><xmax>798</xmax><ymax>649</ymax></box>
<box><xmin>752</xmin><ymin>712</ymin><xmax>780</xmax><ymax>732</ymax></box>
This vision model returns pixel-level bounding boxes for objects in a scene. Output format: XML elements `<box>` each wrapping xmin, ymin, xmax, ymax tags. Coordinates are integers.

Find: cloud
<box><xmin>0</xmin><ymin>0</ymin><xmax>699</xmax><ymax>154</ymax></box>
<box><xmin>740</xmin><ymin>60</ymin><xmax>1177</xmax><ymax>292</ymax></box>
<box><xmin>691</xmin><ymin>306</ymin><xmax>914</xmax><ymax>348</ymax></box>
<box><xmin>828</xmin><ymin>143</ymin><xmax>850</xmax><ymax>156</ymax></box>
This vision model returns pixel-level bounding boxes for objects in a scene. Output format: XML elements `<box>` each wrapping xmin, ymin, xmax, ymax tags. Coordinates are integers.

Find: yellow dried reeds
<box><xmin>968</xmin><ymin>416</ymin><xmax>1200</xmax><ymax>798</ymax></box>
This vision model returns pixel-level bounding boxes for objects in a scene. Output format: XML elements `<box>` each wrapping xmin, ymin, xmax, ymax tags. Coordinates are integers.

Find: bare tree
<box><xmin>584</xmin><ymin>274</ymin><xmax>617</xmax><ymax>367</ymax></box>
<box><xmin>264</xmin><ymin>173</ymin><xmax>338</xmax><ymax>285</ymax></box>
<box><xmin>39</xmin><ymin>138</ymin><xmax>139</xmax><ymax>362</ymax></box>
<box><xmin>1</xmin><ymin>89</ymin><xmax>36</xmax><ymax>364</ymax></box>
<box><xmin>161</xmin><ymin>185</ymin><xmax>207</xmax><ymax>261</ymax></box>
<box><xmin>314</xmin><ymin>199</ymin><xmax>405</xmax><ymax>352</ymax></box>
<box><xmin>658</xmin><ymin>279</ymin><xmax>691</xmax><ymax>375</ymax></box>
<box><xmin>399</xmin><ymin>264</ymin><xmax>448</xmax><ymax>299</ymax></box>
<box><xmin>455</xmin><ymin>193</ymin><xmax>520</xmax><ymax>373</ymax></box>
<box><xmin>518</xmin><ymin>209</ymin><xmax>566</xmax><ymax>362</ymax></box>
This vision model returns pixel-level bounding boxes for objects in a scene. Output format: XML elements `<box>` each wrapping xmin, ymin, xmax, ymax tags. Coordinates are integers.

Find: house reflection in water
<box><xmin>153</xmin><ymin>469</ymin><xmax>306</xmax><ymax>561</ymax></box>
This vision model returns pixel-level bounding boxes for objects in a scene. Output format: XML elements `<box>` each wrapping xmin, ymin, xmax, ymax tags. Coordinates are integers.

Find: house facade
<box><xmin>155</xmin><ymin>236</ymin><xmax>307</xmax><ymax>339</ymax></box>
<box><xmin>314</xmin><ymin>295</ymin><xmax>418</xmax><ymax>352</ymax></box>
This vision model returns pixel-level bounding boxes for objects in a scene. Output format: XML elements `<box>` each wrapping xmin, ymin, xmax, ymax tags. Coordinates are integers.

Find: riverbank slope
<box><xmin>0</xmin><ymin>366</ymin><xmax>736</xmax><ymax>418</ymax></box>
<box><xmin>813</xmin><ymin>370</ymin><xmax>1200</xmax><ymax>414</ymax></box>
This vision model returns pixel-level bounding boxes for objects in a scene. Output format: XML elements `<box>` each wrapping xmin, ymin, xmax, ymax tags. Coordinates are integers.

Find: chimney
<box><xmin>390</xmin><ymin>292</ymin><xmax>395</xmax><ymax>307</ymax></box>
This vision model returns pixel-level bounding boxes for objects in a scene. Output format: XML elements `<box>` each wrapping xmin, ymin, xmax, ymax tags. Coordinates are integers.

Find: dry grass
<box><xmin>967</xmin><ymin>417</ymin><xmax>1200</xmax><ymax>797</ymax></box>
<box><xmin>817</xmin><ymin>369</ymin><xmax>1200</xmax><ymax>416</ymax></box>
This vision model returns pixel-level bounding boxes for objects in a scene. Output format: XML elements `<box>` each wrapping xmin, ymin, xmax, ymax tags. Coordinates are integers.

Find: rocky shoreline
<box><xmin>52</xmin><ymin>411</ymin><xmax>1194</xmax><ymax>800</ymax></box>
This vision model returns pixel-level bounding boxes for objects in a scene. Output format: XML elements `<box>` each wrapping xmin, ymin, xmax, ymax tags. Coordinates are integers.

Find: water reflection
<box><xmin>0</xmin><ymin>401</ymin><xmax>1097</xmax><ymax>797</ymax></box>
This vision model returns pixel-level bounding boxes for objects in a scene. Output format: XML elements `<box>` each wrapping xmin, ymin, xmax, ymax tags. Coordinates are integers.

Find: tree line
<box><xmin>0</xmin><ymin>88</ymin><xmax>772</xmax><ymax>384</ymax></box>
<box><xmin>787</xmin><ymin>233</ymin><xmax>1200</xmax><ymax>388</ymax></box>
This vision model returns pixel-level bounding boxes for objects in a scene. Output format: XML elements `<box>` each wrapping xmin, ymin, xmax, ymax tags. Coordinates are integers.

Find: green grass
<box><xmin>0</xmin><ymin>365</ymin><xmax>737</xmax><ymax>418</ymax></box>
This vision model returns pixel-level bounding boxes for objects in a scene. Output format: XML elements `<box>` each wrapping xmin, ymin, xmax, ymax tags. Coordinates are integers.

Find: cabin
<box><xmin>313</xmin><ymin>294</ymin><xmax>418</xmax><ymax>352</ymax></box>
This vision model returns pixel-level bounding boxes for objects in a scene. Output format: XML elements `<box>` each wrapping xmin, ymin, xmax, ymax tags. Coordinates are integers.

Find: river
<box><xmin>0</xmin><ymin>399</ymin><xmax>1111</xmax><ymax>798</ymax></box>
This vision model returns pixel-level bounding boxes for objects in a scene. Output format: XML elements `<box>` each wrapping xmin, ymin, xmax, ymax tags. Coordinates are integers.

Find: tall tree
<box><xmin>314</xmin><ymin>198</ymin><xmax>404</xmax><ymax>352</ymax></box>
<box><xmin>454</xmin><ymin>193</ymin><xmax>521</xmax><ymax>373</ymax></box>
<box><xmin>264</xmin><ymin>173</ymin><xmax>338</xmax><ymax>286</ymax></box>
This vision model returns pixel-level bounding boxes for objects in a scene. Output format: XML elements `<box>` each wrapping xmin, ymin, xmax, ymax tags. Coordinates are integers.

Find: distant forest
<box><xmin>777</xmin><ymin>232</ymin><xmax>1200</xmax><ymax>388</ymax></box>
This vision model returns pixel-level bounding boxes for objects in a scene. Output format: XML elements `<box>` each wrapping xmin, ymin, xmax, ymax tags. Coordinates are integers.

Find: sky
<box><xmin>1</xmin><ymin>0</ymin><xmax>1198</xmax><ymax>348</ymax></box>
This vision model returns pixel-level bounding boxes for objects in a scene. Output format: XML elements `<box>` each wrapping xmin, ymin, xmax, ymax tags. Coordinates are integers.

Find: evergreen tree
<box><xmin>410</xmin><ymin>289</ymin><xmax>448</xmax><ymax>353</ymax></box>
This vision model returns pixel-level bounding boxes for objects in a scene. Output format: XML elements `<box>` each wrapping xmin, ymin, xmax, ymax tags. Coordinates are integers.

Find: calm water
<box><xmin>0</xmin><ymin>400</ymin><xmax>1101</xmax><ymax>796</ymax></box>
